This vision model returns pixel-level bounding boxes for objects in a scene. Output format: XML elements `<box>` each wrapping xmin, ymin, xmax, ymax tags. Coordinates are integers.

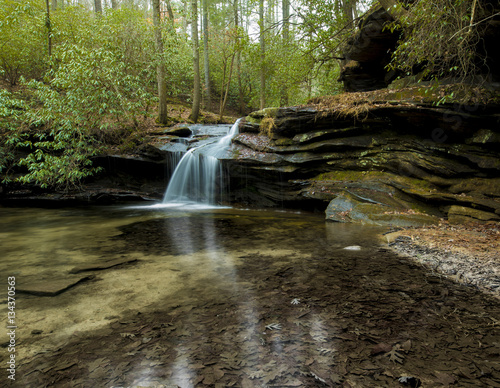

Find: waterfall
<box><xmin>162</xmin><ymin>119</ymin><xmax>241</xmax><ymax>206</ymax></box>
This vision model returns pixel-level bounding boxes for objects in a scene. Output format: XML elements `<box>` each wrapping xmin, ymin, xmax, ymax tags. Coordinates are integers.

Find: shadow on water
<box><xmin>2</xmin><ymin>205</ymin><xmax>500</xmax><ymax>387</ymax></box>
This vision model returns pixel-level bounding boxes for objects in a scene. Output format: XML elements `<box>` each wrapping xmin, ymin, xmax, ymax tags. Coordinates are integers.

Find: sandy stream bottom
<box><xmin>0</xmin><ymin>205</ymin><xmax>499</xmax><ymax>387</ymax></box>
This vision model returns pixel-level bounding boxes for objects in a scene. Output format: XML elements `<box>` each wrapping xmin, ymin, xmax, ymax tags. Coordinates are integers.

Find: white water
<box><xmin>162</xmin><ymin>119</ymin><xmax>241</xmax><ymax>206</ymax></box>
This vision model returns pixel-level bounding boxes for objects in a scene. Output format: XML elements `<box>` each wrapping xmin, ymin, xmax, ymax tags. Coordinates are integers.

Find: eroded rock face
<box><xmin>340</xmin><ymin>2</ymin><xmax>500</xmax><ymax>92</ymax></box>
<box><xmin>339</xmin><ymin>6</ymin><xmax>399</xmax><ymax>92</ymax></box>
<box><xmin>225</xmin><ymin>103</ymin><xmax>500</xmax><ymax>226</ymax></box>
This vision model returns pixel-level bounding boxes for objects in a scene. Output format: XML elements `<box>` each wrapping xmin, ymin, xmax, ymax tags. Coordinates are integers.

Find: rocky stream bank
<box><xmin>224</xmin><ymin>88</ymin><xmax>500</xmax><ymax>227</ymax></box>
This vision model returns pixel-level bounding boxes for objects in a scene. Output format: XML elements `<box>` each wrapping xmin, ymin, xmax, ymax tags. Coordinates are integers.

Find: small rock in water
<box><xmin>343</xmin><ymin>245</ymin><xmax>361</xmax><ymax>250</ymax></box>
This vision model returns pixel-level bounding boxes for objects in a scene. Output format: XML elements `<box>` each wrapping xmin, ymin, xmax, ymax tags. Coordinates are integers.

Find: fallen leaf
<box><xmin>265</xmin><ymin>323</ymin><xmax>282</xmax><ymax>330</ymax></box>
<box><xmin>434</xmin><ymin>371</ymin><xmax>456</xmax><ymax>385</ymax></box>
<box><xmin>386</xmin><ymin>347</ymin><xmax>404</xmax><ymax>364</ymax></box>
<box><xmin>402</xmin><ymin>339</ymin><xmax>412</xmax><ymax>352</ymax></box>
<box><xmin>371</xmin><ymin>343</ymin><xmax>393</xmax><ymax>355</ymax></box>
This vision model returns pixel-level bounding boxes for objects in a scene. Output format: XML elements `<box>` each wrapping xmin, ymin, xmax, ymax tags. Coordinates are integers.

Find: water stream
<box><xmin>1</xmin><ymin>205</ymin><xmax>500</xmax><ymax>387</ymax></box>
<box><xmin>162</xmin><ymin>119</ymin><xmax>241</xmax><ymax>206</ymax></box>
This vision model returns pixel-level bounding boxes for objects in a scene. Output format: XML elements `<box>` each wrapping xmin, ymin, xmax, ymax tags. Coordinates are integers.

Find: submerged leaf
<box><xmin>386</xmin><ymin>345</ymin><xmax>405</xmax><ymax>364</ymax></box>
<box><xmin>265</xmin><ymin>323</ymin><xmax>282</xmax><ymax>331</ymax></box>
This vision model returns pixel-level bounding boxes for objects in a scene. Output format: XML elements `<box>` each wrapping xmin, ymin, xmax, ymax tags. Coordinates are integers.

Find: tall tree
<box><xmin>202</xmin><ymin>0</ymin><xmax>211</xmax><ymax>111</ymax></box>
<box><xmin>342</xmin><ymin>0</ymin><xmax>355</xmax><ymax>26</ymax></box>
<box><xmin>259</xmin><ymin>0</ymin><xmax>265</xmax><ymax>109</ymax></box>
<box><xmin>165</xmin><ymin>0</ymin><xmax>175</xmax><ymax>20</ymax></box>
<box><xmin>111</xmin><ymin>0</ymin><xmax>118</xmax><ymax>9</ymax></box>
<box><xmin>189</xmin><ymin>0</ymin><xmax>201</xmax><ymax>122</ymax></box>
<box><xmin>182</xmin><ymin>0</ymin><xmax>189</xmax><ymax>35</ymax></box>
<box><xmin>235</xmin><ymin>0</ymin><xmax>244</xmax><ymax>113</ymax></box>
<box><xmin>152</xmin><ymin>0</ymin><xmax>168</xmax><ymax>124</ymax></box>
<box><xmin>94</xmin><ymin>0</ymin><xmax>103</xmax><ymax>14</ymax></box>
<box><xmin>283</xmin><ymin>0</ymin><xmax>290</xmax><ymax>41</ymax></box>
<box><xmin>45</xmin><ymin>0</ymin><xmax>52</xmax><ymax>57</ymax></box>
<box><xmin>281</xmin><ymin>0</ymin><xmax>290</xmax><ymax>106</ymax></box>
<box><xmin>51</xmin><ymin>0</ymin><xmax>57</xmax><ymax>12</ymax></box>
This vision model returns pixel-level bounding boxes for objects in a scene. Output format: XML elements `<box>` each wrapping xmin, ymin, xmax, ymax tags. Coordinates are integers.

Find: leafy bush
<box><xmin>388</xmin><ymin>0</ymin><xmax>485</xmax><ymax>81</ymax></box>
<box><xmin>0</xmin><ymin>0</ymin><xmax>48</xmax><ymax>85</ymax></box>
<box><xmin>13</xmin><ymin>42</ymin><xmax>156</xmax><ymax>190</ymax></box>
<box><xmin>0</xmin><ymin>88</ymin><xmax>26</xmax><ymax>181</ymax></box>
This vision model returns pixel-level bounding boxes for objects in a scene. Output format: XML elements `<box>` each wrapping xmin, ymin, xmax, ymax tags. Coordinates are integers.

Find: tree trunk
<box><xmin>189</xmin><ymin>0</ymin><xmax>201</xmax><ymax>123</ymax></box>
<box><xmin>219</xmin><ymin>53</ymin><xmax>235</xmax><ymax>121</ymax></box>
<box><xmin>281</xmin><ymin>0</ymin><xmax>290</xmax><ymax>106</ymax></box>
<box><xmin>283</xmin><ymin>0</ymin><xmax>290</xmax><ymax>42</ymax></box>
<box><xmin>202</xmin><ymin>0</ymin><xmax>211</xmax><ymax>111</ymax></box>
<box><xmin>165</xmin><ymin>0</ymin><xmax>174</xmax><ymax>20</ymax></box>
<box><xmin>152</xmin><ymin>0</ymin><xmax>168</xmax><ymax>124</ymax></box>
<box><xmin>94</xmin><ymin>0</ymin><xmax>102</xmax><ymax>14</ymax></box>
<box><xmin>235</xmin><ymin>0</ymin><xmax>244</xmax><ymax>113</ymax></box>
<box><xmin>45</xmin><ymin>0</ymin><xmax>52</xmax><ymax>57</ymax></box>
<box><xmin>51</xmin><ymin>0</ymin><xmax>57</xmax><ymax>12</ymax></box>
<box><xmin>182</xmin><ymin>0</ymin><xmax>189</xmax><ymax>35</ymax></box>
<box><xmin>259</xmin><ymin>0</ymin><xmax>265</xmax><ymax>110</ymax></box>
<box><xmin>342</xmin><ymin>0</ymin><xmax>354</xmax><ymax>26</ymax></box>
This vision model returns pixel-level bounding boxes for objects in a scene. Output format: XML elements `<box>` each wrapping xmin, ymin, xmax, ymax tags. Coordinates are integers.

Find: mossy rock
<box><xmin>446</xmin><ymin>205</ymin><xmax>500</xmax><ymax>224</ymax></box>
<box><xmin>165</xmin><ymin>126</ymin><xmax>192</xmax><ymax>137</ymax></box>
<box><xmin>326</xmin><ymin>192</ymin><xmax>440</xmax><ymax>226</ymax></box>
<box><xmin>467</xmin><ymin>129</ymin><xmax>500</xmax><ymax>145</ymax></box>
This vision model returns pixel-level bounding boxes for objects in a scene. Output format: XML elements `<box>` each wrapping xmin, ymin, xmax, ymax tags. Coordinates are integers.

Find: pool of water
<box><xmin>1</xmin><ymin>204</ymin><xmax>499</xmax><ymax>387</ymax></box>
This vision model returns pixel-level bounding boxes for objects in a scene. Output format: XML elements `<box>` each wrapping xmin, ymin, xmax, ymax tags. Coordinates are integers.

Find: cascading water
<box><xmin>162</xmin><ymin>119</ymin><xmax>241</xmax><ymax>205</ymax></box>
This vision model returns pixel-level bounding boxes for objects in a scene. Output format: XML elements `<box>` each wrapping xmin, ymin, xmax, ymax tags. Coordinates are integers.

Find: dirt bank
<box><xmin>385</xmin><ymin>222</ymin><xmax>500</xmax><ymax>300</ymax></box>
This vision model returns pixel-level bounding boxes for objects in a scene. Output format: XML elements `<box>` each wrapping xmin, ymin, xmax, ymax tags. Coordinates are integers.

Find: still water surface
<box><xmin>1</xmin><ymin>205</ymin><xmax>499</xmax><ymax>387</ymax></box>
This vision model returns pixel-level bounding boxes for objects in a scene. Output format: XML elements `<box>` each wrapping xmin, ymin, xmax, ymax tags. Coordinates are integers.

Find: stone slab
<box><xmin>69</xmin><ymin>258</ymin><xmax>138</xmax><ymax>274</ymax></box>
<box><xmin>17</xmin><ymin>276</ymin><xmax>95</xmax><ymax>296</ymax></box>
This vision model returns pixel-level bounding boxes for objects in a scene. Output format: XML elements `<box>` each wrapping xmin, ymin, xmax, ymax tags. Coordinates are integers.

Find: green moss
<box><xmin>245</xmin><ymin>115</ymin><xmax>261</xmax><ymax>125</ymax></box>
<box><xmin>249</xmin><ymin>107</ymin><xmax>280</xmax><ymax>120</ymax></box>
<box><xmin>312</xmin><ymin>170</ymin><xmax>435</xmax><ymax>191</ymax></box>
<box><xmin>313</xmin><ymin>171</ymin><xmax>383</xmax><ymax>181</ymax></box>
<box><xmin>273</xmin><ymin>138</ymin><xmax>294</xmax><ymax>146</ymax></box>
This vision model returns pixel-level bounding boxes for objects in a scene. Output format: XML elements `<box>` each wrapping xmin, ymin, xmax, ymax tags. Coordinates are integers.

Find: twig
<box><xmin>449</xmin><ymin>11</ymin><xmax>500</xmax><ymax>41</ymax></box>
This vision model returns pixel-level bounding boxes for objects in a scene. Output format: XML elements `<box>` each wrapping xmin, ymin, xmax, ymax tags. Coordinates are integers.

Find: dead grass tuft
<box><xmin>307</xmin><ymin>84</ymin><xmax>500</xmax><ymax>120</ymax></box>
<box><xmin>260</xmin><ymin>117</ymin><xmax>277</xmax><ymax>138</ymax></box>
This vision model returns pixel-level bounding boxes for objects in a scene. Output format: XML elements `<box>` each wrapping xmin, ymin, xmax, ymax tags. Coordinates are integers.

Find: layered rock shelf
<box><xmin>225</xmin><ymin>95</ymin><xmax>500</xmax><ymax>226</ymax></box>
